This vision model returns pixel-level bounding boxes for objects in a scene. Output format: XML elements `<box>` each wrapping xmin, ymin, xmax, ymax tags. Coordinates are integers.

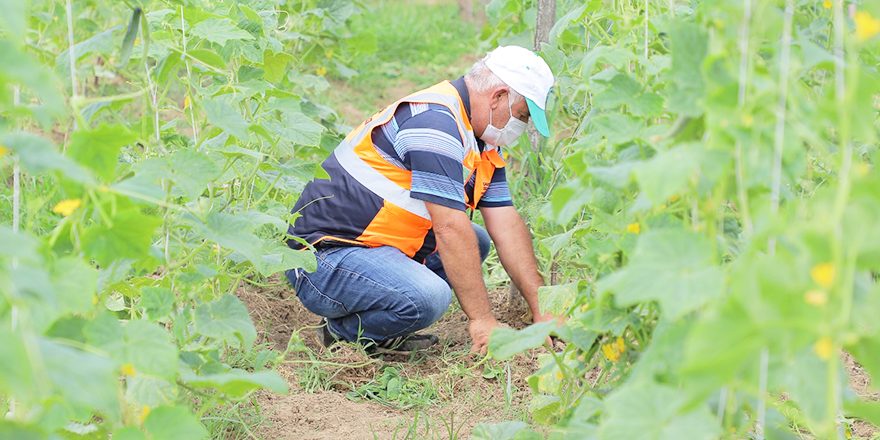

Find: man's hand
<box><xmin>468</xmin><ymin>316</ymin><xmax>500</xmax><ymax>355</ymax></box>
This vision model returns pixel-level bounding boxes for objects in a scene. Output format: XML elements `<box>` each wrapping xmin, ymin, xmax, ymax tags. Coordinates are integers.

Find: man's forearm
<box><xmin>427</xmin><ymin>203</ymin><xmax>494</xmax><ymax>321</ymax></box>
<box><xmin>482</xmin><ymin>206</ymin><xmax>545</xmax><ymax>316</ymax></box>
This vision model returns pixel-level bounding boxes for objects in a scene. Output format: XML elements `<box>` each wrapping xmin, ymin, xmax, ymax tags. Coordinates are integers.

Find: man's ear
<box><xmin>490</xmin><ymin>87</ymin><xmax>508</xmax><ymax>109</ymax></box>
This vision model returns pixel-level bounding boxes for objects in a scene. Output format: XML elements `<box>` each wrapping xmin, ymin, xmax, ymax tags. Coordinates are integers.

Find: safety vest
<box><xmin>288</xmin><ymin>80</ymin><xmax>507</xmax><ymax>262</ymax></box>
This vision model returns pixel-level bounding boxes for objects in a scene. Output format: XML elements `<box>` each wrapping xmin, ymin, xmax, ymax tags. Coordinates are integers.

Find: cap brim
<box><xmin>526</xmin><ymin>98</ymin><xmax>550</xmax><ymax>137</ymax></box>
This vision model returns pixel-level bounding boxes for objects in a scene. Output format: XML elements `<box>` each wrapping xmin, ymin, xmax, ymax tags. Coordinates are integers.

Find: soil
<box><xmin>236</xmin><ymin>275</ymin><xmax>541</xmax><ymax>440</ymax></box>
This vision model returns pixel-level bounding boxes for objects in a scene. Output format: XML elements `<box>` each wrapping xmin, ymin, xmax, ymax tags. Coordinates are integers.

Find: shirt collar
<box><xmin>451</xmin><ymin>76</ymin><xmax>487</xmax><ymax>151</ymax></box>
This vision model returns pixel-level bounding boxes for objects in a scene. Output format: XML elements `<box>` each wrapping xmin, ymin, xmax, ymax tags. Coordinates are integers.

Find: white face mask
<box><xmin>479</xmin><ymin>95</ymin><xmax>528</xmax><ymax>146</ymax></box>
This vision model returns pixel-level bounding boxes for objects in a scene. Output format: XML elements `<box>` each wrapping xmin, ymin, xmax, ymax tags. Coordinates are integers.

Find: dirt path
<box><xmin>237</xmin><ymin>277</ymin><xmax>539</xmax><ymax>440</ymax></box>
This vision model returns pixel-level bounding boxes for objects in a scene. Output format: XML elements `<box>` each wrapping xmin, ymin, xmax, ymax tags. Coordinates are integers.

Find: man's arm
<box><xmin>481</xmin><ymin>205</ymin><xmax>554</xmax><ymax>323</ymax></box>
<box><xmin>425</xmin><ymin>202</ymin><xmax>499</xmax><ymax>354</ymax></box>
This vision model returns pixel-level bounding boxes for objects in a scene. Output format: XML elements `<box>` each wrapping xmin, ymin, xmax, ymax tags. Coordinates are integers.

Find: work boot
<box><xmin>364</xmin><ymin>333</ymin><xmax>440</xmax><ymax>355</ymax></box>
<box><xmin>316</xmin><ymin>317</ymin><xmax>339</xmax><ymax>348</ymax></box>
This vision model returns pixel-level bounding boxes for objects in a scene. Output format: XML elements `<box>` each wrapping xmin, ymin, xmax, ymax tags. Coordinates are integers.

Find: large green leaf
<box><xmin>259</xmin><ymin>241</ymin><xmax>317</xmax><ymax>276</ymax></box>
<box><xmin>191</xmin><ymin>17</ymin><xmax>254</xmax><ymax>46</ymax></box>
<box><xmin>181</xmin><ymin>369</ymin><xmax>288</xmax><ymax>396</ymax></box>
<box><xmin>202</xmin><ymin>97</ymin><xmax>250</xmax><ymax>141</ymax></box>
<box><xmin>667</xmin><ymin>21</ymin><xmax>707</xmax><ymax>117</ymax></box>
<box><xmin>591</xmin><ymin>114</ymin><xmax>644</xmax><ymax>145</ymax></box>
<box><xmin>68</xmin><ymin>123</ymin><xmax>138</xmax><ymax>182</ymax></box>
<box><xmin>40</xmin><ymin>337</ymin><xmax>121</xmax><ymax>424</ymax></box>
<box><xmin>598</xmin><ymin>230</ymin><xmax>724</xmax><ymax>319</ymax></box>
<box><xmin>84</xmin><ymin>313</ymin><xmax>178</xmax><ymax>379</ymax></box>
<box><xmin>592</xmin><ymin>73</ymin><xmax>642</xmax><ymax>109</ymax></box>
<box><xmin>193</xmin><ymin>294</ymin><xmax>257</xmax><ymax>350</ymax></box>
<box><xmin>82</xmin><ymin>209</ymin><xmax>161</xmax><ymax>266</ymax></box>
<box><xmin>0</xmin><ymin>0</ymin><xmax>26</xmax><ymax>40</ymax></box>
<box><xmin>2</xmin><ymin>131</ymin><xmax>90</xmax><ymax>182</ymax></box>
<box><xmin>0</xmin><ymin>321</ymin><xmax>39</xmax><ymax>401</ymax></box>
<box><xmin>262</xmin><ymin>50</ymin><xmax>295</xmax><ymax>83</ymax></box>
<box><xmin>269</xmin><ymin>111</ymin><xmax>325</xmax><ymax>152</ymax></box>
<box><xmin>133</xmin><ymin>149</ymin><xmax>222</xmax><ymax>200</ymax></box>
<box><xmin>55</xmin><ymin>26</ymin><xmax>122</xmax><ymax>76</ymax></box>
<box><xmin>469</xmin><ymin>421</ymin><xmax>529</xmax><ymax>440</ymax></box>
<box><xmin>488</xmin><ymin>321</ymin><xmax>556</xmax><ymax>360</ymax></box>
<box><xmin>599</xmin><ymin>383</ymin><xmax>720</xmax><ymax>440</ymax></box>
<box><xmin>537</xmin><ymin>283</ymin><xmax>578</xmax><ymax>316</ymax></box>
<box><xmin>143</xmin><ymin>406</ymin><xmax>208</xmax><ymax>440</ymax></box>
<box><xmin>189</xmin><ymin>211</ymin><xmax>262</xmax><ymax>269</ymax></box>
<box><xmin>634</xmin><ymin>144</ymin><xmax>699</xmax><ymax>206</ymax></box>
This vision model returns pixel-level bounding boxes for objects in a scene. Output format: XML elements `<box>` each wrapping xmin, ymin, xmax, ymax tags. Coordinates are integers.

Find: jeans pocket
<box><xmin>296</xmin><ymin>274</ymin><xmax>349</xmax><ymax>318</ymax></box>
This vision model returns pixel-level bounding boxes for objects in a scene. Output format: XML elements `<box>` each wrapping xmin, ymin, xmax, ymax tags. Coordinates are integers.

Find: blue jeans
<box><xmin>286</xmin><ymin>223</ymin><xmax>491</xmax><ymax>343</ymax></box>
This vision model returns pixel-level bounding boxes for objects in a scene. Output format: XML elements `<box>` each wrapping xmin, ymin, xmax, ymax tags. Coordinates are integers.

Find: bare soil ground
<box><xmin>237</xmin><ymin>276</ymin><xmax>540</xmax><ymax>440</ymax></box>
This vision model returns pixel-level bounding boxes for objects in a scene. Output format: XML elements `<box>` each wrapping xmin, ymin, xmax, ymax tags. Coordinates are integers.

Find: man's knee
<box><xmin>398</xmin><ymin>276</ymin><xmax>452</xmax><ymax>328</ymax></box>
<box><xmin>472</xmin><ymin>223</ymin><xmax>491</xmax><ymax>262</ymax></box>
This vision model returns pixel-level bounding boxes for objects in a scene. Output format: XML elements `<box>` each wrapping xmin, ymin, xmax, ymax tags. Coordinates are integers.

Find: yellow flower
<box><xmin>52</xmin><ymin>199</ymin><xmax>82</xmax><ymax>216</ymax></box>
<box><xmin>857</xmin><ymin>162</ymin><xmax>871</xmax><ymax>176</ymax></box>
<box><xmin>121</xmin><ymin>364</ymin><xmax>136</xmax><ymax>376</ymax></box>
<box><xmin>0</xmin><ymin>143</ymin><xmax>8</xmax><ymax>158</ymax></box>
<box><xmin>814</xmin><ymin>336</ymin><xmax>834</xmax><ymax>361</ymax></box>
<box><xmin>742</xmin><ymin>114</ymin><xmax>754</xmax><ymax>127</ymax></box>
<box><xmin>138</xmin><ymin>405</ymin><xmax>150</xmax><ymax>423</ymax></box>
<box><xmin>556</xmin><ymin>370</ymin><xmax>564</xmax><ymax>379</ymax></box>
<box><xmin>810</xmin><ymin>262</ymin><xmax>835</xmax><ymax>288</ymax></box>
<box><xmin>316</xmin><ymin>66</ymin><xmax>327</xmax><ymax>76</ymax></box>
<box><xmin>804</xmin><ymin>289</ymin><xmax>828</xmax><ymax>306</ymax></box>
<box><xmin>580</xmin><ymin>304</ymin><xmax>589</xmax><ymax>312</ymax></box>
<box><xmin>326</xmin><ymin>50</ymin><xmax>334</xmax><ymax>58</ymax></box>
<box><xmin>184</xmin><ymin>95</ymin><xmax>191</xmax><ymax>109</ymax></box>
<box><xmin>602</xmin><ymin>343</ymin><xmax>620</xmax><ymax>362</ymax></box>
<box><xmin>626</xmin><ymin>222</ymin><xmax>640</xmax><ymax>234</ymax></box>
<box><xmin>93</xmin><ymin>295</ymin><xmax>99</xmax><ymax>305</ymax></box>
<box><xmin>616</xmin><ymin>337</ymin><xmax>625</xmax><ymax>353</ymax></box>
<box><xmin>669</xmin><ymin>195</ymin><xmax>679</xmax><ymax>203</ymax></box>
<box><xmin>134</xmin><ymin>38</ymin><xmax>140</xmax><ymax>46</ymax></box>
<box><xmin>855</xmin><ymin>11</ymin><xmax>880</xmax><ymax>41</ymax></box>
<box><xmin>823</xmin><ymin>0</ymin><xmax>832</xmax><ymax>9</ymax></box>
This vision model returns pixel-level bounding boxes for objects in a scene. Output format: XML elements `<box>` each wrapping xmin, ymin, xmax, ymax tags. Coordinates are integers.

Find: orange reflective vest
<box><xmin>287</xmin><ymin>80</ymin><xmax>506</xmax><ymax>262</ymax></box>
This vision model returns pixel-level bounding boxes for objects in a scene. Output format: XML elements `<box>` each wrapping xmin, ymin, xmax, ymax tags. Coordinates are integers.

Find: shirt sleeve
<box><xmin>477</xmin><ymin>165</ymin><xmax>514</xmax><ymax>208</ymax></box>
<box><xmin>394</xmin><ymin>104</ymin><xmax>467</xmax><ymax>211</ymax></box>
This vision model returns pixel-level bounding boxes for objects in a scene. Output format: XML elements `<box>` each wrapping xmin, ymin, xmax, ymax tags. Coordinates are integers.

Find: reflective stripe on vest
<box><xmin>334</xmin><ymin>82</ymin><xmax>481</xmax><ymax>221</ymax></box>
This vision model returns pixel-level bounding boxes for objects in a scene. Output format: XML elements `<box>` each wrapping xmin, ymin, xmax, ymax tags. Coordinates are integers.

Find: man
<box><xmin>285</xmin><ymin>46</ymin><xmax>555</xmax><ymax>355</ymax></box>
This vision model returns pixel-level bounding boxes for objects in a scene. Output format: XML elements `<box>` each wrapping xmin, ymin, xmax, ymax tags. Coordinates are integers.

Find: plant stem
<box><xmin>65</xmin><ymin>0</ymin><xmax>77</xmax><ymax>100</ymax></box>
<box><xmin>734</xmin><ymin>0</ymin><xmax>754</xmax><ymax>236</ymax></box>
<box><xmin>756</xmin><ymin>348</ymin><xmax>768</xmax><ymax>440</ymax></box>
<box><xmin>767</xmin><ymin>0</ymin><xmax>794</xmax><ymax>256</ymax></box>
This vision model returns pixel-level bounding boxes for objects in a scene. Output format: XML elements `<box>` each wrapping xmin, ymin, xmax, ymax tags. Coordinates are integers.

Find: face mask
<box><xmin>479</xmin><ymin>95</ymin><xmax>528</xmax><ymax>146</ymax></box>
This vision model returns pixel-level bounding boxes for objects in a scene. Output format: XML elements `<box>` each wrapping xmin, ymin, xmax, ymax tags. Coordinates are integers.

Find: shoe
<box><xmin>316</xmin><ymin>317</ymin><xmax>339</xmax><ymax>348</ymax></box>
<box><xmin>364</xmin><ymin>333</ymin><xmax>439</xmax><ymax>355</ymax></box>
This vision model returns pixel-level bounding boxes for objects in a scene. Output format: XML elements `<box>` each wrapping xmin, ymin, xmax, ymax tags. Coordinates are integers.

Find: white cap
<box><xmin>483</xmin><ymin>45</ymin><xmax>555</xmax><ymax>137</ymax></box>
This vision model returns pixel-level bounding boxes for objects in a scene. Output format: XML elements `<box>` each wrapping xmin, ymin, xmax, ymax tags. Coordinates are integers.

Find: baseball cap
<box><xmin>483</xmin><ymin>46</ymin><xmax>555</xmax><ymax>137</ymax></box>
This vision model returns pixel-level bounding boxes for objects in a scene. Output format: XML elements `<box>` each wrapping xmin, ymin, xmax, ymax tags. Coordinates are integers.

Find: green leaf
<box><xmin>126</xmin><ymin>375</ymin><xmax>178</xmax><ymax>409</ymax></box>
<box><xmin>0</xmin><ymin>421</ymin><xmax>45</xmax><ymax>440</ymax></box>
<box><xmin>134</xmin><ymin>149</ymin><xmax>222</xmax><ymax>200</ymax></box>
<box><xmin>114</xmin><ymin>427</ymin><xmax>149</xmax><ymax>440</ymax></box>
<box><xmin>140</xmin><ymin>287</ymin><xmax>175</xmax><ymax>319</ymax></box>
<box><xmin>592</xmin><ymin>73</ymin><xmax>642</xmax><ymax>109</ymax></box>
<box><xmin>0</xmin><ymin>40</ymin><xmax>64</xmax><ymax>114</ymax></box>
<box><xmin>630</xmin><ymin>92</ymin><xmax>664</xmax><ymax>118</ymax></box>
<box><xmin>56</xmin><ymin>26</ymin><xmax>122</xmax><ymax>77</ymax></box>
<box><xmin>82</xmin><ymin>209</ymin><xmax>161</xmax><ymax>267</ymax></box>
<box><xmin>2</xmin><ymin>131</ymin><xmax>90</xmax><ymax>183</ymax></box>
<box><xmin>143</xmin><ymin>406</ymin><xmax>208</xmax><ymax>440</ymax></box>
<box><xmin>202</xmin><ymin>97</ymin><xmax>250</xmax><ymax>141</ymax></box>
<box><xmin>845</xmin><ymin>401</ymin><xmax>880</xmax><ymax>428</ymax></box>
<box><xmin>0</xmin><ymin>322</ymin><xmax>39</xmax><ymax>401</ymax></box>
<box><xmin>190</xmin><ymin>18</ymin><xmax>254</xmax><ymax>46</ymax></box>
<box><xmin>260</xmin><ymin>241</ymin><xmax>317</xmax><ymax>277</ymax></box>
<box><xmin>847</xmin><ymin>335</ymin><xmax>880</xmax><ymax>385</ymax></box>
<box><xmin>598</xmin><ymin>230</ymin><xmax>723</xmax><ymax>319</ymax></box>
<box><xmin>0</xmin><ymin>0</ymin><xmax>27</xmax><ymax>43</ymax></box>
<box><xmin>40</xmin><ymin>338</ymin><xmax>121</xmax><ymax>424</ymax></box>
<box><xmin>189</xmin><ymin>211</ymin><xmax>262</xmax><ymax>269</ymax></box>
<box><xmin>262</xmin><ymin>50</ymin><xmax>294</xmax><ymax>83</ymax></box>
<box><xmin>187</xmin><ymin>49</ymin><xmax>227</xmax><ymax>71</ymax></box>
<box><xmin>84</xmin><ymin>314</ymin><xmax>178</xmax><ymax>379</ymax></box>
<box><xmin>52</xmin><ymin>257</ymin><xmax>98</xmax><ymax>315</ymax></box>
<box><xmin>488</xmin><ymin>321</ymin><xmax>556</xmax><ymax>360</ymax></box>
<box><xmin>634</xmin><ymin>144</ymin><xmax>699</xmax><ymax>206</ymax></box>
<box><xmin>538</xmin><ymin>283</ymin><xmax>578</xmax><ymax>316</ymax></box>
<box><xmin>181</xmin><ymin>369</ymin><xmax>288</xmax><ymax>397</ymax></box>
<box><xmin>667</xmin><ymin>21</ymin><xmax>707</xmax><ymax>117</ymax></box>
<box><xmin>193</xmin><ymin>294</ymin><xmax>257</xmax><ymax>350</ymax></box>
<box><xmin>269</xmin><ymin>111</ymin><xmax>325</xmax><ymax>152</ymax></box>
<box><xmin>68</xmin><ymin>123</ymin><xmax>138</xmax><ymax>182</ymax></box>
<box><xmin>470</xmin><ymin>421</ymin><xmax>529</xmax><ymax>440</ymax></box>
<box><xmin>600</xmin><ymin>383</ymin><xmax>720</xmax><ymax>440</ymax></box>
<box><xmin>592</xmin><ymin>114</ymin><xmax>645</xmax><ymax>145</ymax></box>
